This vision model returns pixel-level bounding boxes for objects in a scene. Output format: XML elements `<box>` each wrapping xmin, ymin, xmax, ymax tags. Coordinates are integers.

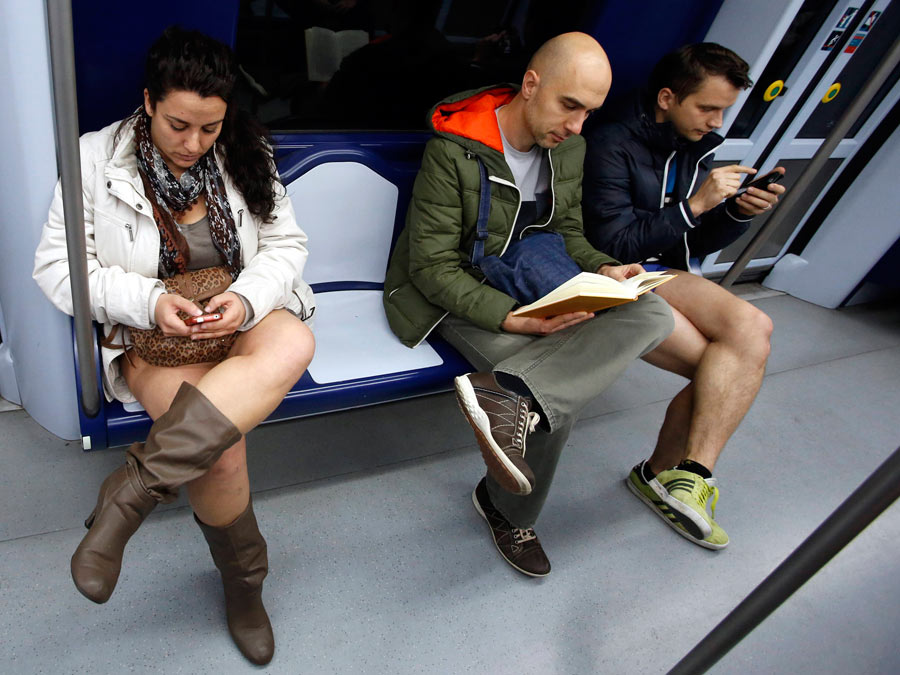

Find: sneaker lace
<box><xmin>708</xmin><ymin>484</ymin><xmax>719</xmax><ymax>518</ymax></box>
<box><xmin>512</xmin><ymin>527</ymin><xmax>537</xmax><ymax>544</ymax></box>
<box><xmin>513</xmin><ymin>398</ymin><xmax>540</xmax><ymax>450</ymax></box>
<box><xmin>692</xmin><ymin>478</ymin><xmax>720</xmax><ymax>518</ymax></box>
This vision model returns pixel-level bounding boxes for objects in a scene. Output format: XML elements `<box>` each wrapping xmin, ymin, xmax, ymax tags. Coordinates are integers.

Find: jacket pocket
<box><xmin>92</xmin><ymin>209</ymin><xmax>138</xmax><ymax>266</ymax></box>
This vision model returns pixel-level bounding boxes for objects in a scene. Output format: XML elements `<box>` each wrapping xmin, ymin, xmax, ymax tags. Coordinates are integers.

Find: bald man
<box><xmin>383</xmin><ymin>33</ymin><xmax>673</xmax><ymax>577</ymax></box>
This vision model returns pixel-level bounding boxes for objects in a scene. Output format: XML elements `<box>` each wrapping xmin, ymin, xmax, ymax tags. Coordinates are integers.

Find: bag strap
<box><xmin>99</xmin><ymin>324</ymin><xmax>136</xmax><ymax>367</ymax></box>
<box><xmin>469</xmin><ymin>153</ymin><xmax>491</xmax><ymax>270</ymax></box>
<box><xmin>99</xmin><ymin>324</ymin><xmax>124</xmax><ymax>350</ymax></box>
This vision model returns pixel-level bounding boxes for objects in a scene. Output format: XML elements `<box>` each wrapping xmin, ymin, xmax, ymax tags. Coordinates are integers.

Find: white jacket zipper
<box><xmin>660</xmin><ymin>151</ymin><xmax>676</xmax><ymax>208</ymax></box>
<box><xmin>487</xmin><ymin>175</ymin><xmax>521</xmax><ymax>257</ymax></box>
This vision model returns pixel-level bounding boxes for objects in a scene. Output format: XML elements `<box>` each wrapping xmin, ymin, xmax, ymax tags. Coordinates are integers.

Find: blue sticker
<box><xmin>860</xmin><ymin>11</ymin><xmax>880</xmax><ymax>32</ymax></box>
<box><xmin>836</xmin><ymin>7</ymin><xmax>858</xmax><ymax>30</ymax></box>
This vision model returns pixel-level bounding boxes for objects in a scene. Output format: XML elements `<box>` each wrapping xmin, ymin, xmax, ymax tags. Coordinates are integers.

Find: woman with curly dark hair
<box><xmin>34</xmin><ymin>26</ymin><xmax>315</xmax><ymax>665</ymax></box>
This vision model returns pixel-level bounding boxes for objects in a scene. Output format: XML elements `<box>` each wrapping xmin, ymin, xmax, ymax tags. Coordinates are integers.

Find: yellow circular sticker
<box><xmin>822</xmin><ymin>83</ymin><xmax>841</xmax><ymax>103</ymax></box>
<box><xmin>763</xmin><ymin>80</ymin><xmax>784</xmax><ymax>102</ymax></box>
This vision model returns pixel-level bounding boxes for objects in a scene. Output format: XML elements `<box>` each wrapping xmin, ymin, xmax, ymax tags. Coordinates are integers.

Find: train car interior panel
<box><xmin>0</xmin><ymin>0</ymin><xmax>897</xmax><ymax>672</ymax></box>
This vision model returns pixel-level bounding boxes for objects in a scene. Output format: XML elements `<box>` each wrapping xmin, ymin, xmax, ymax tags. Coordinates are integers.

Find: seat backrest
<box><xmin>285</xmin><ymin>158</ymin><xmax>399</xmax><ymax>286</ymax></box>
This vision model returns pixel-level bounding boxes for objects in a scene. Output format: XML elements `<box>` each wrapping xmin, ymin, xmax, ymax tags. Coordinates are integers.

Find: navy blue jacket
<box><xmin>582</xmin><ymin>91</ymin><xmax>753</xmax><ymax>270</ymax></box>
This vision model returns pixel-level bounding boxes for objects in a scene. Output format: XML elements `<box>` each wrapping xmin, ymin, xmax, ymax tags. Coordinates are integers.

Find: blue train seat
<box><xmin>76</xmin><ymin>137</ymin><xmax>470</xmax><ymax>450</ymax></box>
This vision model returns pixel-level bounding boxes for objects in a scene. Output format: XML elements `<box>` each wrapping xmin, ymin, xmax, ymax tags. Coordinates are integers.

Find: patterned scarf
<box><xmin>134</xmin><ymin>110</ymin><xmax>242</xmax><ymax>280</ymax></box>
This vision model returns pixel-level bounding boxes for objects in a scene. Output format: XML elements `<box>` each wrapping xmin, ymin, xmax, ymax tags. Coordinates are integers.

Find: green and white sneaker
<box><xmin>626</xmin><ymin>461</ymin><xmax>729</xmax><ymax>550</ymax></box>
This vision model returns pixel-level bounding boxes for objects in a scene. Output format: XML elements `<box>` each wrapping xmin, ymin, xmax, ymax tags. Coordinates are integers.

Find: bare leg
<box><xmin>122</xmin><ymin>310</ymin><xmax>314</xmax><ymax>526</ymax></box>
<box><xmin>122</xmin><ymin>358</ymin><xmax>251</xmax><ymax>525</ymax></box>
<box><xmin>642</xmin><ymin>308</ymin><xmax>706</xmax><ymax>474</ymax></box>
<box><xmin>186</xmin><ymin>443</ymin><xmax>251</xmax><ymax>526</ymax></box>
<box><xmin>192</xmin><ymin>310</ymin><xmax>315</xmax><ymax>433</ymax></box>
<box><xmin>647</xmin><ymin>382</ymin><xmax>694</xmax><ymax>474</ymax></box>
<box><xmin>642</xmin><ymin>271</ymin><xmax>773</xmax><ymax>473</ymax></box>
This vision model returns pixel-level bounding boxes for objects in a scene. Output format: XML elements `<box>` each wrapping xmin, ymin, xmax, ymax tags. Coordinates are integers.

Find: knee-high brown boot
<box><xmin>195</xmin><ymin>501</ymin><xmax>274</xmax><ymax>666</ymax></box>
<box><xmin>71</xmin><ymin>382</ymin><xmax>242</xmax><ymax>604</ymax></box>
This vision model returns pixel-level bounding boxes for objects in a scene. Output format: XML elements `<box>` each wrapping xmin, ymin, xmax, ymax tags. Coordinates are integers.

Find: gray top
<box><xmin>156</xmin><ymin>214</ymin><xmax>225</xmax><ymax>277</ymax></box>
<box><xmin>157</xmin><ymin>214</ymin><xmax>255</xmax><ymax>325</ymax></box>
<box><xmin>182</xmin><ymin>214</ymin><xmax>225</xmax><ymax>270</ymax></box>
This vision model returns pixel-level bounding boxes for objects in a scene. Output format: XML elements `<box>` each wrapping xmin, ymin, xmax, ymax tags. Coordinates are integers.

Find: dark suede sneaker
<box><xmin>454</xmin><ymin>372</ymin><xmax>538</xmax><ymax>495</ymax></box>
<box><xmin>472</xmin><ymin>479</ymin><xmax>550</xmax><ymax>578</ymax></box>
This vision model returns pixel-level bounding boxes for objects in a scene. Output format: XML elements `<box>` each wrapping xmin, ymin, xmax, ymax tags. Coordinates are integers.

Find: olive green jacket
<box><xmin>383</xmin><ymin>85</ymin><xmax>618</xmax><ymax>347</ymax></box>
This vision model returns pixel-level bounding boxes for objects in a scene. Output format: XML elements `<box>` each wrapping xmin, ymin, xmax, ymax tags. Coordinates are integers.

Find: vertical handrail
<box><xmin>668</xmin><ymin>446</ymin><xmax>900</xmax><ymax>675</ymax></box>
<box><xmin>720</xmin><ymin>33</ymin><xmax>900</xmax><ymax>288</ymax></box>
<box><xmin>45</xmin><ymin>0</ymin><xmax>99</xmax><ymax>417</ymax></box>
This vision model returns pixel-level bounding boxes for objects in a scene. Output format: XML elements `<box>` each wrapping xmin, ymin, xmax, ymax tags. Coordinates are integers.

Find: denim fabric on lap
<box><xmin>643</xmin><ymin>257</ymin><xmax>699</xmax><ymax>273</ymax></box>
<box><xmin>479</xmin><ymin>231</ymin><xmax>582</xmax><ymax>305</ymax></box>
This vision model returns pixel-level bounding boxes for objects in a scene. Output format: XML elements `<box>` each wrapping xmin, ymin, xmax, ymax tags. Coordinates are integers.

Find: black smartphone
<box><xmin>736</xmin><ymin>170</ymin><xmax>784</xmax><ymax>195</ymax></box>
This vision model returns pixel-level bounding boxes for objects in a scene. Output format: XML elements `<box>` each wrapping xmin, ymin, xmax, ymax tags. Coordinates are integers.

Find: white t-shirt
<box><xmin>496</xmin><ymin>107</ymin><xmax>551</xmax><ymax>240</ymax></box>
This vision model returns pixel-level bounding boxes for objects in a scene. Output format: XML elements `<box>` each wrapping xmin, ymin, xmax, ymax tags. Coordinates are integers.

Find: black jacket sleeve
<box><xmin>686</xmin><ymin>199</ymin><xmax>755</xmax><ymax>258</ymax></box>
<box><xmin>582</xmin><ymin>130</ymin><xmax>697</xmax><ymax>263</ymax></box>
<box><xmin>584</xmin><ymin>126</ymin><xmax>756</xmax><ymax>264</ymax></box>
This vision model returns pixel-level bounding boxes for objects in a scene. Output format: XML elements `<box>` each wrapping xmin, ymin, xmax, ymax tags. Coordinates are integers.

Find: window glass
<box><xmin>727</xmin><ymin>0</ymin><xmax>834</xmax><ymax>139</ymax></box>
<box><xmin>713</xmin><ymin>157</ymin><xmax>842</xmax><ymax>263</ymax></box>
<box><xmin>234</xmin><ymin>0</ymin><xmax>587</xmax><ymax>131</ymax></box>
<box><xmin>798</xmin><ymin>1</ymin><xmax>900</xmax><ymax>138</ymax></box>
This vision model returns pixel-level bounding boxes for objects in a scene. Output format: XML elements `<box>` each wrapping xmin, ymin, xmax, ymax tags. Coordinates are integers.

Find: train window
<box><xmin>727</xmin><ymin>0</ymin><xmax>834</xmax><ymax>140</ymax></box>
<box><xmin>797</xmin><ymin>1</ymin><xmax>900</xmax><ymax>139</ymax></box>
<box><xmin>233</xmin><ymin>0</ymin><xmax>591</xmax><ymax>131</ymax></box>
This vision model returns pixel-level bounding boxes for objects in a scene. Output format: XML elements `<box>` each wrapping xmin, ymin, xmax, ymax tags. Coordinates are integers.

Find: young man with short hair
<box><xmin>583</xmin><ymin>43</ymin><xmax>784</xmax><ymax>550</ymax></box>
<box><xmin>383</xmin><ymin>33</ymin><xmax>673</xmax><ymax>576</ymax></box>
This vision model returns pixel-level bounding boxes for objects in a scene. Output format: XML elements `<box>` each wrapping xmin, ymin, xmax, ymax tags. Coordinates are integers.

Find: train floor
<box><xmin>1</xmin><ymin>288</ymin><xmax>898</xmax><ymax>674</ymax></box>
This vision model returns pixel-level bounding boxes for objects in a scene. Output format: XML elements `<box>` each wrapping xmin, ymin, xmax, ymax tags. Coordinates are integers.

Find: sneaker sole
<box><xmin>471</xmin><ymin>488</ymin><xmax>549</xmax><ymax>578</ymax></box>
<box><xmin>646</xmin><ymin>476</ymin><xmax>713</xmax><ymax>540</ymax></box>
<box><xmin>455</xmin><ymin>376</ymin><xmax>533</xmax><ymax>496</ymax></box>
<box><xmin>626</xmin><ymin>476</ymin><xmax>727</xmax><ymax>550</ymax></box>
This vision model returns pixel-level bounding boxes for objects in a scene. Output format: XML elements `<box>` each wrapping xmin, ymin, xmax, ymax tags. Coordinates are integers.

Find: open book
<box><xmin>305</xmin><ymin>27</ymin><xmax>369</xmax><ymax>82</ymax></box>
<box><xmin>511</xmin><ymin>271</ymin><xmax>675</xmax><ymax>319</ymax></box>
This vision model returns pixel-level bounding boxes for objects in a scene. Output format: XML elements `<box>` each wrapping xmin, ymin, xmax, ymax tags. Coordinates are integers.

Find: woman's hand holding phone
<box><xmin>188</xmin><ymin>291</ymin><xmax>245</xmax><ymax>340</ymax></box>
<box><xmin>155</xmin><ymin>293</ymin><xmax>204</xmax><ymax>336</ymax></box>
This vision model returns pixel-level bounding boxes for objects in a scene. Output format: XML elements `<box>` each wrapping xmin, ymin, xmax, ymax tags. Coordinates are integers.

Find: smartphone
<box><xmin>184</xmin><ymin>313</ymin><xmax>222</xmax><ymax>326</ymax></box>
<box><xmin>736</xmin><ymin>170</ymin><xmax>784</xmax><ymax>195</ymax></box>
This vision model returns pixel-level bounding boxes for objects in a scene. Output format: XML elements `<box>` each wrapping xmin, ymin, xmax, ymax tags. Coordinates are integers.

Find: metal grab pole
<box><xmin>720</xmin><ymin>33</ymin><xmax>900</xmax><ymax>289</ymax></box>
<box><xmin>668</xmin><ymin>446</ymin><xmax>900</xmax><ymax>675</ymax></box>
<box><xmin>46</xmin><ymin>0</ymin><xmax>99</xmax><ymax>417</ymax></box>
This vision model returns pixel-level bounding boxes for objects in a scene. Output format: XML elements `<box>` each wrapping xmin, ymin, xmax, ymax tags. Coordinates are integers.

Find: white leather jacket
<box><xmin>33</xmin><ymin>119</ymin><xmax>315</xmax><ymax>402</ymax></box>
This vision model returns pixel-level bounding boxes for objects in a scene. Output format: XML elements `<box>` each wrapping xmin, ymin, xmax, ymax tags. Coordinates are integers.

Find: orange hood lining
<box><xmin>431</xmin><ymin>88</ymin><xmax>516</xmax><ymax>154</ymax></box>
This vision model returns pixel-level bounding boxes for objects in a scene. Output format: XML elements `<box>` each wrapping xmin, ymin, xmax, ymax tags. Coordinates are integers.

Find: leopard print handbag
<box><xmin>102</xmin><ymin>266</ymin><xmax>238</xmax><ymax>368</ymax></box>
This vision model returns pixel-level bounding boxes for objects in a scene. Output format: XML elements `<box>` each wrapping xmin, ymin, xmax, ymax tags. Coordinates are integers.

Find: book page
<box><xmin>620</xmin><ymin>271</ymin><xmax>675</xmax><ymax>295</ymax></box>
<box><xmin>511</xmin><ymin>272</ymin><xmax>630</xmax><ymax>318</ymax></box>
<box><xmin>306</xmin><ymin>28</ymin><xmax>369</xmax><ymax>82</ymax></box>
<box><xmin>510</xmin><ymin>270</ymin><xmax>675</xmax><ymax>319</ymax></box>
<box><xmin>534</xmin><ymin>272</ymin><xmax>629</xmax><ymax>305</ymax></box>
<box><xmin>305</xmin><ymin>27</ymin><xmax>340</xmax><ymax>82</ymax></box>
<box><xmin>547</xmin><ymin>272</ymin><xmax>622</xmax><ymax>296</ymax></box>
<box><xmin>337</xmin><ymin>30</ymin><xmax>369</xmax><ymax>59</ymax></box>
